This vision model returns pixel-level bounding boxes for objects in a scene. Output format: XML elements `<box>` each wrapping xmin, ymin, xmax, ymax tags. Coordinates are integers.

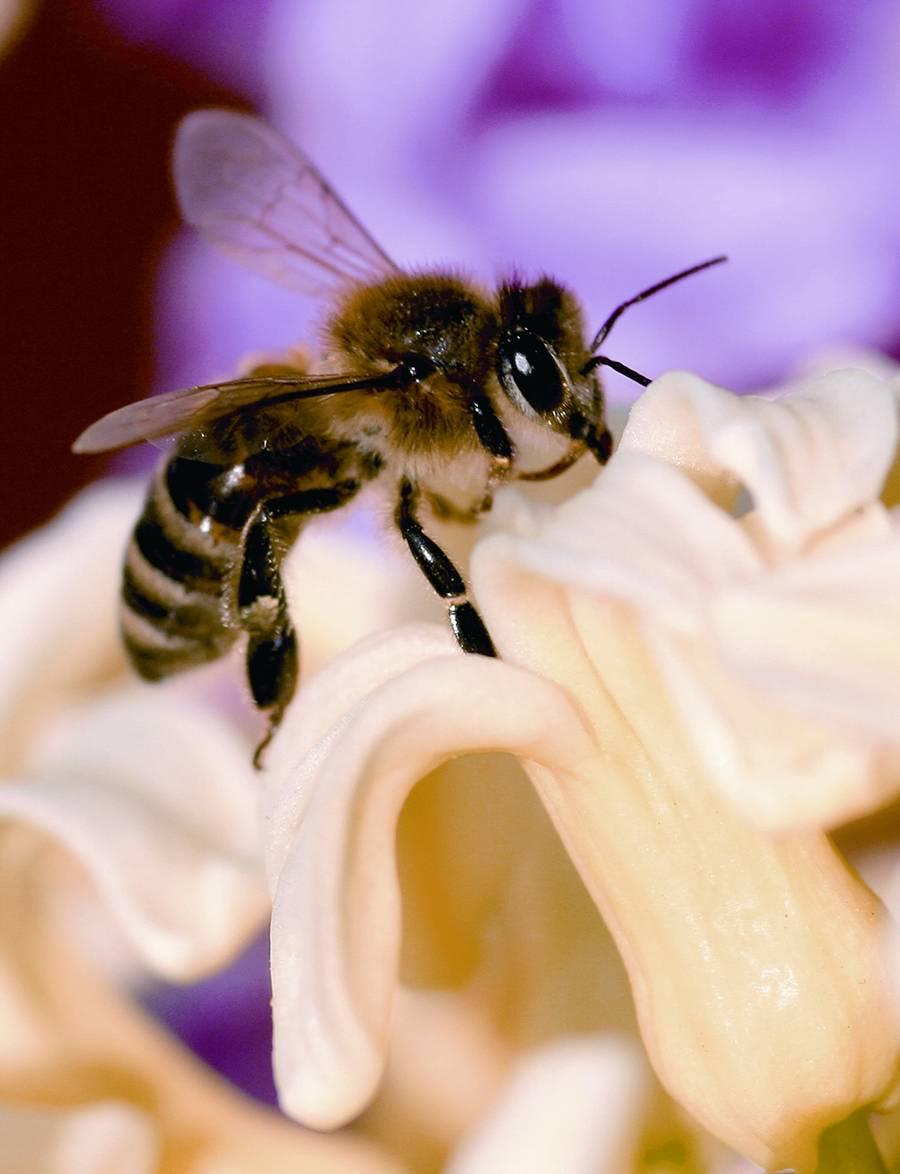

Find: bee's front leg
<box><xmin>395</xmin><ymin>479</ymin><xmax>496</xmax><ymax>658</ymax></box>
<box><xmin>238</xmin><ymin>480</ymin><xmax>360</xmax><ymax>768</ymax></box>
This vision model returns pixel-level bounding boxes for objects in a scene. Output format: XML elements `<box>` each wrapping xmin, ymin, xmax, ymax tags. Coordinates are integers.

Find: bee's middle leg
<box><xmin>238</xmin><ymin>480</ymin><xmax>359</xmax><ymax>768</ymax></box>
<box><xmin>395</xmin><ymin>479</ymin><xmax>496</xmax><ymax>658</ymax></box>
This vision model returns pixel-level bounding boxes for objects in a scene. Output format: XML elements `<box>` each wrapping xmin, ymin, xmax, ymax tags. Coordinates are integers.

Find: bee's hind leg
<box><xmin>248</xmin><ymin>632</ymin><xmax>295</xmax><ymax>769</ymax></box>
<box><xmin>395</xmin><ymin>479</ymin><xmax>496</xmax><ymax>658</ymax></box>
<box><xmin>238</xmin><ymin>480</ymin><xmax>360</xmax><ymax>768</ymax></box>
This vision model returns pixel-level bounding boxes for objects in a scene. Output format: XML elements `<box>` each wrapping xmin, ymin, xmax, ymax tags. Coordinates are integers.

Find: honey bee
<box><xmin>74</xmin><ymin>109</ymin><xmax>725</xmax><ymax>767</ymax></box>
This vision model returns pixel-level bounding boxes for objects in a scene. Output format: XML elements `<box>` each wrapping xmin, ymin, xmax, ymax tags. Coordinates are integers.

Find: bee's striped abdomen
<box><xmin>121</xmin><ymin>457</ymin><xmax>246</xmax><ymax>681</ymax></box>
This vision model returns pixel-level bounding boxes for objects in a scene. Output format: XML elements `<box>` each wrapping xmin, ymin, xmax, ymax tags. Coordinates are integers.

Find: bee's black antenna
<box><xmin>588</xmin><ymin>255</ymin><xmax>728</xmax><ymax>355</ymax></box>
<box><xmin>582</xmin><ymin>354</ymin><xmax>651</xmax><ymax>386</ymax></box>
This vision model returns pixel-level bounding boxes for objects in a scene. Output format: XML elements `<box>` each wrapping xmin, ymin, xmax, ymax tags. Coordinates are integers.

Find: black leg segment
<box><xmin>248</xmin><ymin>621</ymin><xmax>298</xmax><ymax>770</ymax></box>
<box><xmin>238</xmin><ymin>509</ymin><xmax>281</xmax><ymax>610</ymax></box>
<box><xmin>398</xmin><ymin>521</ymin><xmax>466</xmax><ymax>601</ymax></box>
<box><xmin>449</xmin><ymin>602</ymin><xmax>495</xmax><ymax>656</ymax></box>
<box><xmin>239</xmin><ymin>479</ymin><xmax>360</xmax><ymax>768</ymax></box>
<box><xmin>247</xmin><ymin>624</ymin><xmax>298</xmax><ymax>711</ymax></box>
<box><xmin>585</xmin><ymin>422</ymin><xmax>613</xmax><ymax>464</ymax></box>
<box><xmin>468</xmin><ymin>390</ymin><xmax>514</xmax><ymax>464</ymax></box>
<box><xmin>569</xmin><ymin>413</ymin><xmax>614</xmax><ymax>466</ymax></box>
<box><xmin>396</xmin><ymin>480</ymin><xmax>497</xmax><ymax>658</ymax></box>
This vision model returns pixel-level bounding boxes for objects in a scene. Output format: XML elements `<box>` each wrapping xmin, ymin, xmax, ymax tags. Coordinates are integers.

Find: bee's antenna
<box><xmin>582</xmin><ymin>354</ymin><xmax>651</xmax><ymax>386</ymax></box>
<box><xmin>588</xmin><ymin>255</ymin><xmax>728</xmax><ymax>354</ymax></box>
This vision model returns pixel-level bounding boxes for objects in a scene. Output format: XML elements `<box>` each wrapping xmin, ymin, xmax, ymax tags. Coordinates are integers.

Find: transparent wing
<box><xmin>174</xmin><ymin>109</ymin><xmax>401</xmax><ymax>297</ymax></box>
<box><xmin>73</xmin><ymin>369</ymin><xmax>397</xmax><ymax>462</ymax></box>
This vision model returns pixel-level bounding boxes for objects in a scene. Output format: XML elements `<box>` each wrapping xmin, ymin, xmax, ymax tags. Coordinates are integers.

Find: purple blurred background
<box><xmin>6</xmin><ymin>0</ymin><xmax>900</xmax><ymax>552</ymax></box>
<box><xmin>7</xmin><ymin>0</ymin><xmax>900</xmax><ymax>1109</ymax></box>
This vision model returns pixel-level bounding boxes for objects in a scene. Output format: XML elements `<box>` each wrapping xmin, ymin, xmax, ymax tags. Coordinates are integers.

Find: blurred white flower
<box><xmin>0</xmin><ymin>484</ymin><xmax>402</xmax><ymax>1172</ymax></box>
<box><xmin>0</xmin><ymin>482</ymin><xmax>268</xmax><ymax>979</ymax></box>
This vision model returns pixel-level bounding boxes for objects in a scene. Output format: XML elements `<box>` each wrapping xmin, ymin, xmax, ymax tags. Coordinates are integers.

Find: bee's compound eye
<box><xmin>497</xmin><ymin>330</ymin><xmax>565</xmax><ymax>415</ymax></box>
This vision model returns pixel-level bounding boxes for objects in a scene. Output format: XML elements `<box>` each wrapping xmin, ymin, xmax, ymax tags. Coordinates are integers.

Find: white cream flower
<box><xmin>0</xmin><ymin>482</ymin><xmax>269</xmax><ymax>980</ymax></box>
<box><xmin>613</xmin><ymin>368</ymin><xmax>900</xmax><ymax>831</ymax></box>
<box><xmin>262</xmin><ymin>366</ymin><xmax>900</xmax><ymax>1172</ymax></box>
<box><xmin>6</xmin><ymin>361</ymin><xmax>900</xmax><ymax>1171</ymax></box>
<box><xmin>0</xmin><ymin>483</ymin><xmax>403</xmax><ymax>1173</ymax></box>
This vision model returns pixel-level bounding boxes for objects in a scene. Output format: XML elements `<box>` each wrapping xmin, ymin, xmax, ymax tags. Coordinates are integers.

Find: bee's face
<box><xmin>493</xmin><ymin>279</ymin><xmax>602</xmax><ymax>438</ymax></box>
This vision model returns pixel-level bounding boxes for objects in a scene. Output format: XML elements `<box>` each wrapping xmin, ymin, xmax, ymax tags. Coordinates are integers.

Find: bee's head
<box><xmin>494</xmin><ymin>257</ymin><xmax>727</xmax><ymax>468</ymax></box>
<box><xmin>494</xmin><ymin>278</ymin><xmax>611</xmax><ymax>464</ymax></box>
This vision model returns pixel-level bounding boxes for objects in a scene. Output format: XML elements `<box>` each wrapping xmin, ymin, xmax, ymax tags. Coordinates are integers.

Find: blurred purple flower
<box><xmin>142</xmin><ymin>933</ymin><xmax>278</xmax><ymax>1105</ymax></box>
<box><xmin>93</xmin><ymin>0</ymin><xmax>271</xmax><ymax>97</ymax></box>
<box><xmin>100</xmin><ymin>0</ymin><xmax>900</xmax><ymax>396</ymax></box>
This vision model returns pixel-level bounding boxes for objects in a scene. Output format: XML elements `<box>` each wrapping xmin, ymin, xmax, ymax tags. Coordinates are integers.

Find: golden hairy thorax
<box><xmin>318</xmin><ymin>273</ymin><xmax>498</xmax><ymax>458</ymax></box>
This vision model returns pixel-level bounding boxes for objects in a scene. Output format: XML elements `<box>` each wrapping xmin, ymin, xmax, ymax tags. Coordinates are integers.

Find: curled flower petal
<box><xmin>621</xmin><ymin>368</ymin><xmax>898</xmax><ymax>554</ymax></box>
<box><xmin>691</xmin><ymin>541</ymin><xmax>900</xmax><ymax>828</ymax></box>
<box><xmin>489</xmin><ymin>451</ymin><xmax>761</xmax><ymax>633</ymax></box>
<box><xmin>264</xmin><ymin>629</ymin><xmax>596</xmax><ymax>1128</ymax></box>
<box><xmin>0</xmin><ymin>480</ymin><xmax>269</xmax><ymax>980</ymax></box>
<box><xmin>0</xmin><ymin>687</ymin><xmax>268</xmax><ymax>980</ymax></box>
<box><xmin>263</xmin><ymin>623</ymin><xmax>458</xmax><ymax>881</ymax></box>
<box><xmin>490</xmin><ymin>368</ymin><xmax>900</xmax><ymax>830</ymax></box>
<box><xmin>647</xmin><ymin>632</ymin><xmax>895</xmax><ymax>832</ymax></box>
<box><xmin>713</xmin><ymin>537</ymin><xmax>900</xmax><ymax>740</ymax></box>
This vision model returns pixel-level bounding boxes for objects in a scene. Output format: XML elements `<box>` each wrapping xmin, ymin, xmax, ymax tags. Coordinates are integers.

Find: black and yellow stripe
<box><xmin>120</xmin><ymin>441</ymin><xmax>364</xmax><ymax>688</ymax></box>
<box><xmin>120</xmin><ymin>457</ymin><xmax>243</xmax><ymax>680</ymax></box>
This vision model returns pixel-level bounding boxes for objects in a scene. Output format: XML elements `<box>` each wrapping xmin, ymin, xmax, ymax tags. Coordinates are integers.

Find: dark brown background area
<box><xmin>0</xmin><ymin>2</ymin><xmax>245</xmax><ymax>549</ymax></box>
